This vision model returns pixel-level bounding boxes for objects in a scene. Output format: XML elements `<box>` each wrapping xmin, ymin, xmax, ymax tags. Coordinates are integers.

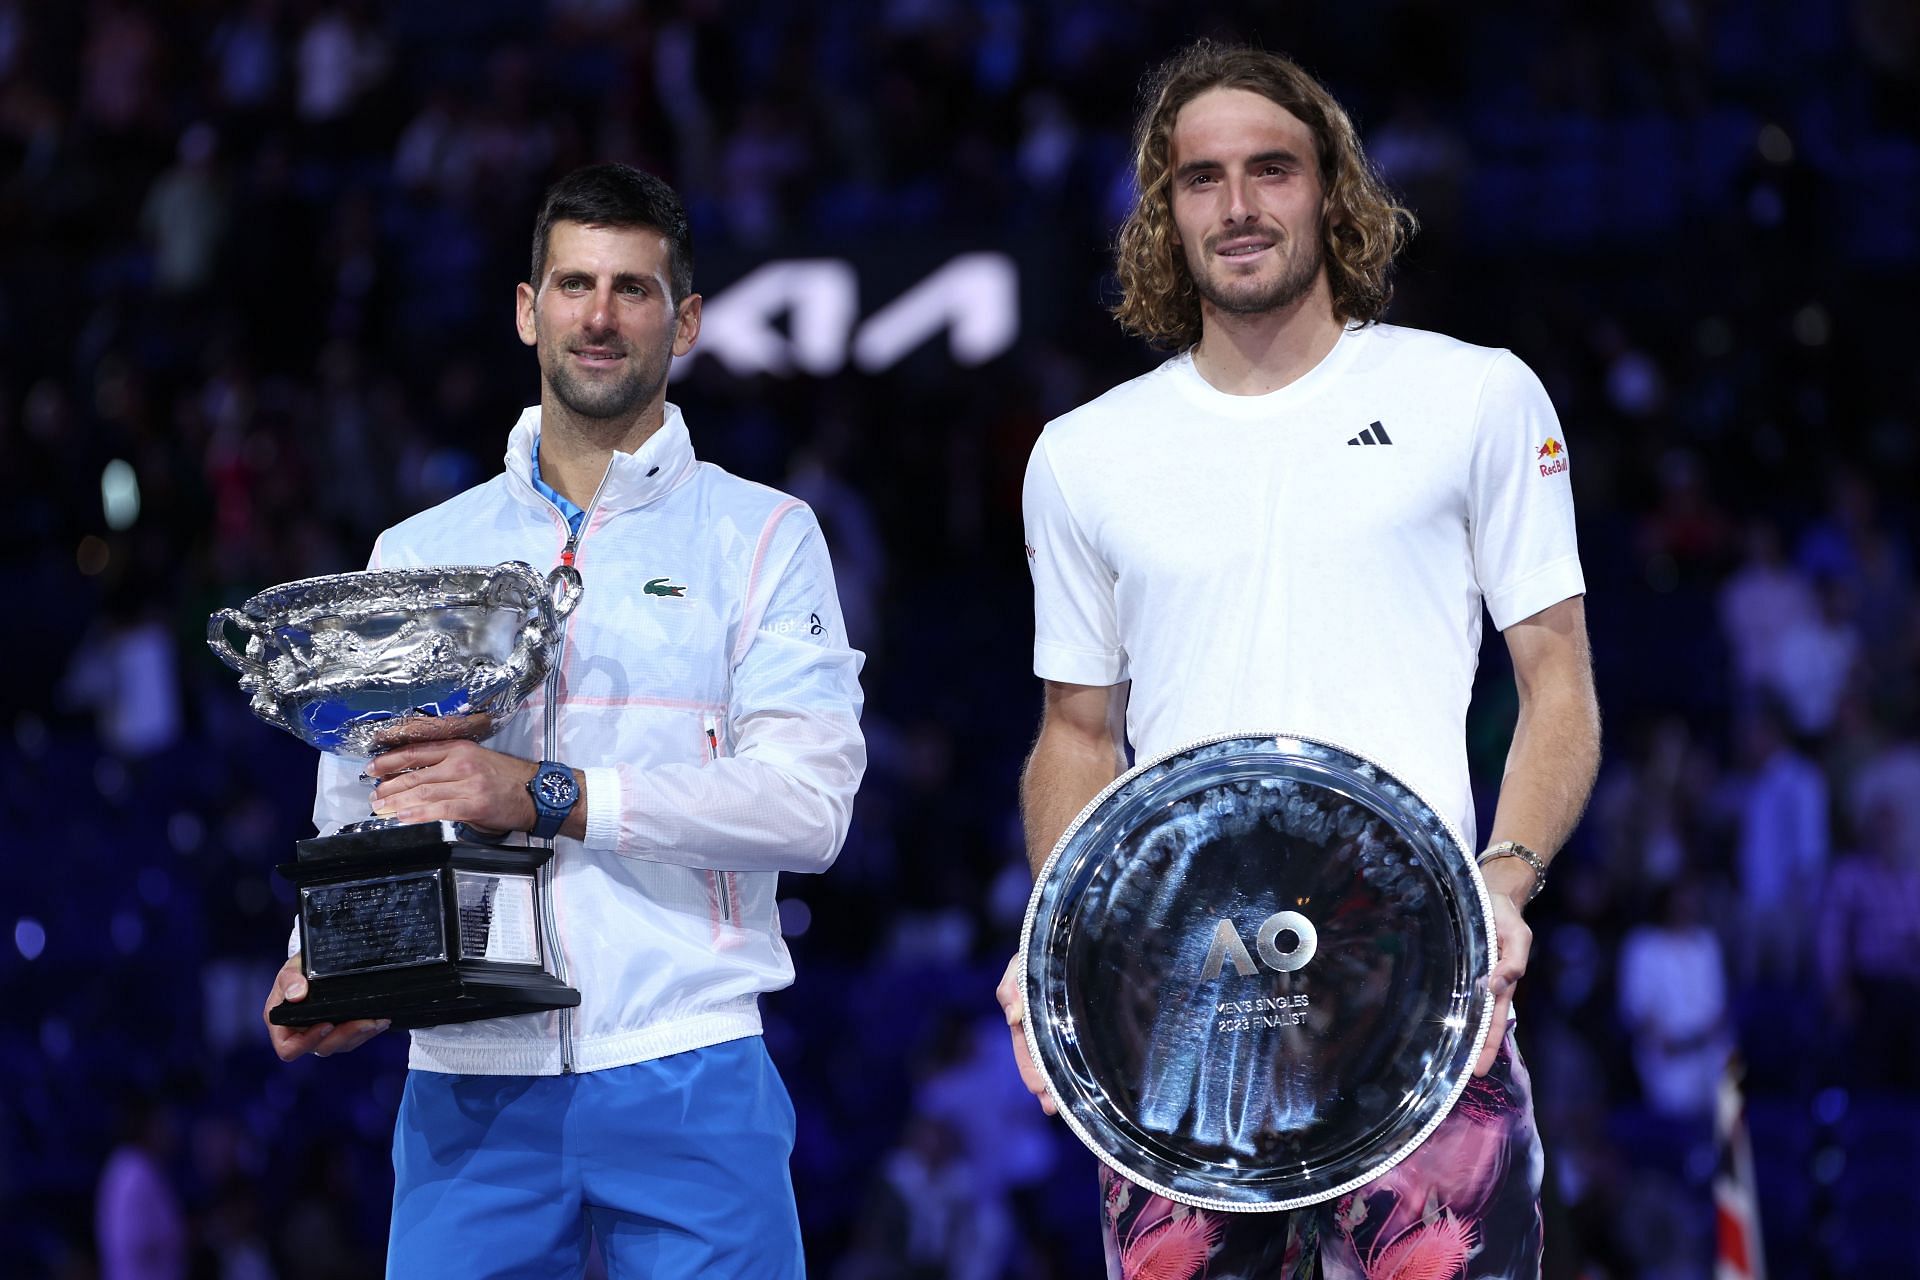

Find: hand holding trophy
<box><xmin>209</xmin><ymin>561</ymin><xmax>585</xmax><ymax>1030</ymax></box>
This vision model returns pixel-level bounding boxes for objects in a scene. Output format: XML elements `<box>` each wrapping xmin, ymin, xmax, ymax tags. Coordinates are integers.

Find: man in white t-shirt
<box><xmin>996</xmin><ymin>41</ymin><xmax>1601</xmax><ymax>1276</ymax></box>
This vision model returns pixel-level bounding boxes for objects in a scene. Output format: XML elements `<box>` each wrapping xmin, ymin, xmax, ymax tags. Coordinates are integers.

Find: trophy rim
<box><xmin>233</xmin><ymin>561</ymin><xmax>546</xmax><ymax>623</ymax></box>
<box><xmin>1019</xmin><ymin>729</ymin><xmax>1499</xmax><ymax>1213</ymax></box>
<box><xmin>210</xmin><ymin>561</ymin><xmax>569</xmax><ymax>759</ymax></box>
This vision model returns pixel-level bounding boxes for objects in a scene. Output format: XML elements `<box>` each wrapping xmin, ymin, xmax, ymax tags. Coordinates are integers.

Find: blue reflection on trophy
<box><xmin>208</xmin><ymin>561</ymin><xmax>584</xmax><ymax>1029</ymax></box>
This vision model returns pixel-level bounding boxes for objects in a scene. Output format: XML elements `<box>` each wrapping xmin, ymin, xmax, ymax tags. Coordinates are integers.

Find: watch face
<box><xmin>536</xmin><ymin>769</ymin><xmax>577</xmax><ymax>808</ymax></box>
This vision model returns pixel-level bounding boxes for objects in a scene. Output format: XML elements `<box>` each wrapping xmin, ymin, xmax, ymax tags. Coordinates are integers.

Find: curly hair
<box><xmin>1112</xmin><ymin>40</ymin><xmax>1416</xmax><ymax>349</ymax></box>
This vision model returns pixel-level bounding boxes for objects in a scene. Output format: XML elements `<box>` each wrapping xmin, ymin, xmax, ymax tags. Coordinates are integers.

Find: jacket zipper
<box><xmin>539</xmin><ymin>467</ymin><xmax>611</xmax><ymax>1075</ymax></box>
<box><xmin>705</xmin><ymin>714</ymin><xmax>733</xmax><ymax>923</ymax></box>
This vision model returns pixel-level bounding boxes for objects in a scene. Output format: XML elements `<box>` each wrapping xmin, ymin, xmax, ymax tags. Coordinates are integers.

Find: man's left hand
<box><xmin>366</xmin><ymin>740</ymin><xmax>537</xmax><ymax>834</ymax></box>
<box><xmin>1475</xmin><ymin>860</ymin><xmax>1536</xmax><ymax>1076</ymax></box>
<box><xmin>996</xmin><ymin>953</ymin><xmax>1058</xmax><ymax>1116</ymax></box>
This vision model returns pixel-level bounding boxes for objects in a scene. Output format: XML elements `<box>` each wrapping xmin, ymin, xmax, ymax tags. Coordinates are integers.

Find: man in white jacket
<box><xmin>262</xmin><ymin>164</ymin><xmax>866</xmax><ymax>1278</ymax></box>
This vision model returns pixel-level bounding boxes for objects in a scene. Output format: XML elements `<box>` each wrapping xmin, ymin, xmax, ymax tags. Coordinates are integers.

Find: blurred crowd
<box><xmin>3</xmin><ymin>1</ymin><xmax>1918</xmax><ymax>1277</ymax></box>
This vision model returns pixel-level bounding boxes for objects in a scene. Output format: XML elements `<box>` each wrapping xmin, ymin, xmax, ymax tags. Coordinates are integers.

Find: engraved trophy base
<box><xmin>270</xmin><ymin>821</ymin><xmax>581</xmax><ymax>1031</ymax></box>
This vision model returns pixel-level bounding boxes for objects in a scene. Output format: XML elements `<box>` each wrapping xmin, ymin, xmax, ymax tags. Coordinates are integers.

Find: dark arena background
<box><xmin>5</xmin><ymin>2</ymin><xmax>1918</xmax><ymax>1277</ymax></box>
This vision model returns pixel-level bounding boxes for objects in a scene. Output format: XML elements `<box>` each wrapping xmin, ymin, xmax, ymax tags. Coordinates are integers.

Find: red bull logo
<box><xmin>1537</xmin><ymin>437</ymin><xmax>1568</xmax><ymax>477</ymax></box>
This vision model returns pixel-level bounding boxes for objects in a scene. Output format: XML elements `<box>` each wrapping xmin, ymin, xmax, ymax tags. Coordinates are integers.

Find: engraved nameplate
<box><xmin>302</xmin><ymin>870</ymin><xmax>449</xmax><ymax>978</ymax></box>
<box><xmin>455</xmin><ymin>870</ymin><xmax>539</xmax><ymax>965</ymax></box>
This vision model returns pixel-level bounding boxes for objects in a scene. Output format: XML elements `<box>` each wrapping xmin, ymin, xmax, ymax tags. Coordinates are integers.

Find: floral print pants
<box><xmin>1100</xmin><ymin>1028</ymin><xmax>1544</xmax><ymax>1280</ymax></box>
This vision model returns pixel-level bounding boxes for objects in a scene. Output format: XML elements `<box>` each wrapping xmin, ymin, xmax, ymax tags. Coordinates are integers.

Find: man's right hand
<box><xmin>997</xmin><ymin>953</ymin><xmax>1057</xmax><ymax>1116</ymax></box>
<box><xmin>264</xmin><ymin>955</ymin><xmax>389</xmax><ymax>1062</ymax></box>
<box><xmin>1006</xmin><ymin>680</ymin><xmax>1128</xmax><ymax>1119</ymax></box>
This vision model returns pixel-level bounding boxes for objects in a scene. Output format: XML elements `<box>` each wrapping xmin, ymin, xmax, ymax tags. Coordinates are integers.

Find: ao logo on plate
<box><xmin>1199</xmin><ymin>910</ymin><xmax>1318</xmax><ymax>979</ymax></box>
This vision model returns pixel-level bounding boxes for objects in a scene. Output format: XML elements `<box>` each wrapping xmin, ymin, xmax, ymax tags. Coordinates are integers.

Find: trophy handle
<box><xmin>208</xmin><ymin>608</ymin><xmax>295</xmax><ymax>734</ymax></box>
<box><xmin>207</xmin><ymin>608</ymin><xmax>263</xmax><ymax>675</ymax></box>
<box><xmin>542</xmin><ymin>565</ymin><xmax>584</xmax><ymax>630</ymax></box>
<box><xmin>483</xmin><ymin>562</ymin><xmax>581</xmax><ymax>646</ymax></box>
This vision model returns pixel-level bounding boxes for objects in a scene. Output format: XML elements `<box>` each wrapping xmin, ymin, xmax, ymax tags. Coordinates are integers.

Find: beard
<box><xmin>1189</xmin><ymin>225</ymin><xmax>1326</xmax><ymax>318</ymax></box>
<box><xmin>538</xmin><ymin>327</ymin><xmax>674</xmax><ymax>422</ymax></box>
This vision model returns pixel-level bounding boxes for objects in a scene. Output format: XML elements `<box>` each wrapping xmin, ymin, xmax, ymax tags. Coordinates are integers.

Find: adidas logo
<box><xmin>1347</xmin><ymin>421</ymin><xmax>1393</xmax><ymax>446</ymax></box>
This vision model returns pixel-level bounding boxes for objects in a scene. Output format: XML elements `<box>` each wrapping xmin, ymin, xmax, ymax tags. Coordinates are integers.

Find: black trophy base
<box><xmin>269</xmin><ymin>963</ymin><xmax>580</xmax><ymax>1032</ymax></box>
<box><xmin>274</xmin><ymin>820</ymin><xmax>581</xmax><ymax>1031</ymax></box>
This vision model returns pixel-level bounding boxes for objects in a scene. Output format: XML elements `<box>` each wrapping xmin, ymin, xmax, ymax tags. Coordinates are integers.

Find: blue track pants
<box><xmin>387</xmin><ymin>1035</ymin><xmax>803</xmax><ymax>1278</ymax></box>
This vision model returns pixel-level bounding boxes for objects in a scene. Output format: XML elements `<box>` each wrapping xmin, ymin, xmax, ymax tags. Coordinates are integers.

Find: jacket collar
<box><xmin>503</xmin><ymin>402</ymin><xmax>699</xmax><ymax>516</ymax></box>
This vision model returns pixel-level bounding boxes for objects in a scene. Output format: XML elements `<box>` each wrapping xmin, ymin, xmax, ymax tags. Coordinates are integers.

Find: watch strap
<box><xmin>1477</xmin><ymin>840</ymin><xmax>1548</xmax><ymax>903</ymax></box>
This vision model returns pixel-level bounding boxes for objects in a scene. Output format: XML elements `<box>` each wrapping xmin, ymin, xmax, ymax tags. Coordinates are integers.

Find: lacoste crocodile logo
<box><xmin>644</xmin><ymin>578</ymin><xmax>687</xmax><ymax>598</ymax></box>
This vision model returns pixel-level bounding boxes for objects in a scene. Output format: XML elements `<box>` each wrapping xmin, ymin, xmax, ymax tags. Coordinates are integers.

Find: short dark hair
<box><xmin>528</xmin><ymin>163</ymin><xmax>695</xmax><ymax>302</ymax></box>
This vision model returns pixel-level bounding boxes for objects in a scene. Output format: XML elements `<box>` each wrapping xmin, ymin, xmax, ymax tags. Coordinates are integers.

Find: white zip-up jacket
<box><xmin>311</xmin><ymin>404</ymin><xmax>867</xmax><ymax>1075</ymax></box>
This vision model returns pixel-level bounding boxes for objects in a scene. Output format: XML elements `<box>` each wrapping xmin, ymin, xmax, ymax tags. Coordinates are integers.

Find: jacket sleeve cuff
<box><xmin>582</xmin><ymin>765</ymin><xmax>623</xmax><ymax>849</ymax></box>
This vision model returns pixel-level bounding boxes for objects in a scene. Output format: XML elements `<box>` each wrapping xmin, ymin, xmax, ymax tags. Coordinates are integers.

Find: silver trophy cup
<box><xmin>1021</xmin><ymin>733</ymin><xmax>1497</xmax><ymax>1211</ymax></box>
<box><xmin>209</xmin><ymin>561</ymin><xmax>585</xmax><ymax>1029</ymax></box>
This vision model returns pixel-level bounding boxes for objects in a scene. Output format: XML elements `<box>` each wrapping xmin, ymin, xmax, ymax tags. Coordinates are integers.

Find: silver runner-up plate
<box><xmin>1021</xmin><ymin>733</ymin><xmax>1497</xmax><ymax>1212</ymax></box>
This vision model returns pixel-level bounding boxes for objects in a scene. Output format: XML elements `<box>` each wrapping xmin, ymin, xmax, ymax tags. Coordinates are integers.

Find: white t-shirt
<box><xmin>1023</xmin><ymin>323</ymin><xmax>1584</xmax><ymax>847</ymax></box>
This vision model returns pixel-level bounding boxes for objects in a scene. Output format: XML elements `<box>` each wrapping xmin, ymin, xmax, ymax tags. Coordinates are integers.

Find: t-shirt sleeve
<box><xmin>1467</xmin><ymin>351</ymin><xmax>1586</xmax><ymax>629</ymax></box>
<box><xmin>1023</xmin><ymin>433</ymin><xmax>1127</xmax><ymax>685</ymax></box>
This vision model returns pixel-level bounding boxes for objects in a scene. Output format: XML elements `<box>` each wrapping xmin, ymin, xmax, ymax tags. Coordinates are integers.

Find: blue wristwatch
<box><xmin>526</xmin><ymin>760</ymin><xmax>579</xmax><ymax>840</ymax></box>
